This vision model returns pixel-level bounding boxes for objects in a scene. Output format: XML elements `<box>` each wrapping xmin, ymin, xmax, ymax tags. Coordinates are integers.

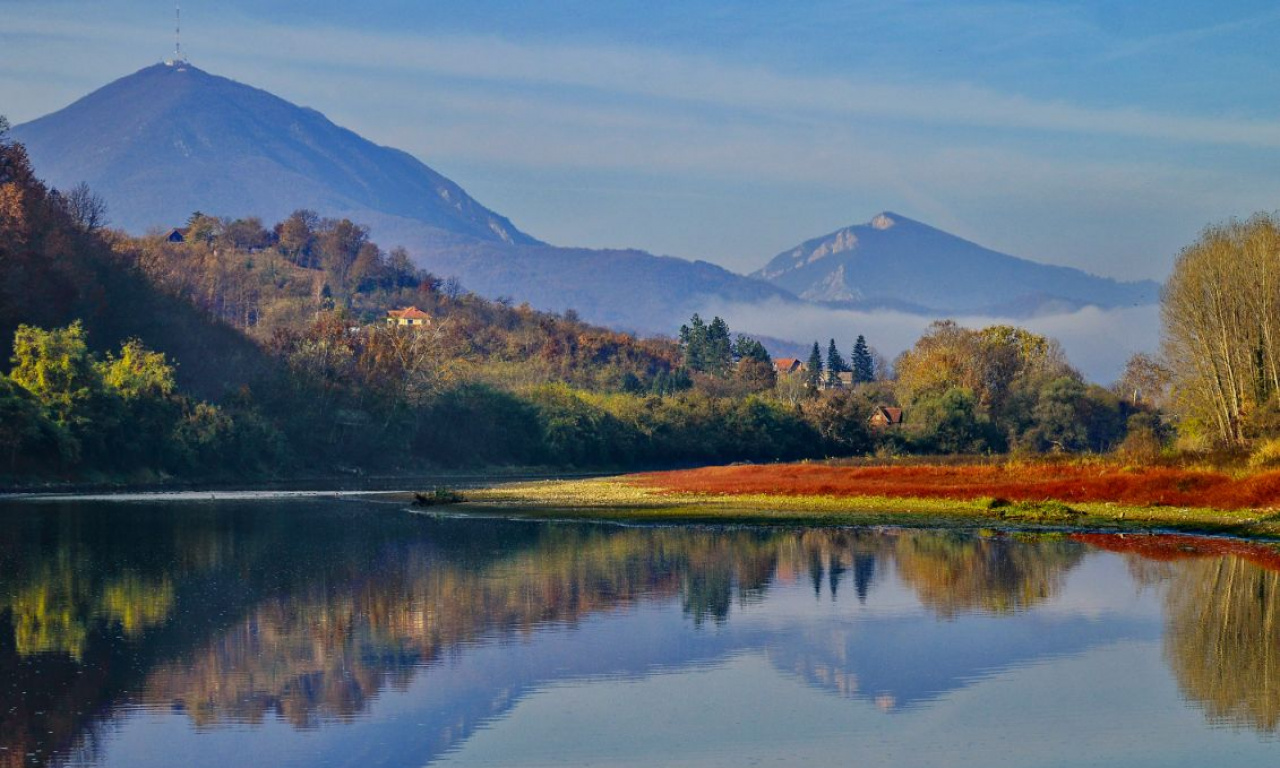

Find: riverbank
<box><xmin>0</xmin><ymin>467</ymin><xmax>620</xmax><ymax>498</ymax></box>
<box><xmin>461</xmin><ymin>466</ymin><xmax>1280</xmax><ymax>540</ymax></box>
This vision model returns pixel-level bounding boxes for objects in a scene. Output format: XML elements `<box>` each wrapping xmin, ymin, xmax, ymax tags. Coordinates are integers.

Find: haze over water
<box><xmin>2</xmin><ymin>498</ymin><xmax>1278</xmax><ymax>767</ymax></box>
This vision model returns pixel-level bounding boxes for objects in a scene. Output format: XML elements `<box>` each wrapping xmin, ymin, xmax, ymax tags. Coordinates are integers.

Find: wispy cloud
<box><xmin>7</xmin><ymin>13</ymin><xmax>1280</xmax><ymax>149</ymax></box>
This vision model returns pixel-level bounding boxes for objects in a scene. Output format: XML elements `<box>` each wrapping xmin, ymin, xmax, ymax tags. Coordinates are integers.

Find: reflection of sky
<box><xmin>75</xmin><ymin>547</ymin><xmax>1257</xmax><ymax>768</ymax></box>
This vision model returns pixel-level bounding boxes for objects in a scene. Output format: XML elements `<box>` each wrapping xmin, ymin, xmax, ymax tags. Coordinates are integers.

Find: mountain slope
<box><xmin>14</xmin><ymin>61</ymin><xmax>800</xmax><ymax>333</ymax></box>
<box><xmin>754</xmin><ymin>212</ymin><xmax>1159</xmax><ymax>316</ymax></box>
<box><xmin>13</xmin><ymin>62</ymin><xmax>536</xmax><ymax>245</ymax></box>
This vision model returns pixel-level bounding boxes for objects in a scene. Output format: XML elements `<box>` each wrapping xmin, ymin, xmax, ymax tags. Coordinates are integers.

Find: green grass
<box><xmin>452</xmin><ymin>478</ymin><xmax>1280</xmax><ymax>539</ymax></box>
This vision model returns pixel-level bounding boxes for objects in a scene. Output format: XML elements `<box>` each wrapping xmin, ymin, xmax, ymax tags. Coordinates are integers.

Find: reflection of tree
<box><xmin>0</xmin><ymin>507</ymin><xmax>1095</xmax><ymax>767</ymax></box>
<box><xmin>1165</xmin><ymin>557</ymin><xmax>1280</xmax><ymax>732</ymax></box>
<box><xmin>6</xmin><ymin>560</ymin><xmax>173</xmax><ymax>659</ymax></box>
<box><xmin>894</xmin><ymin>533</ymin><xmax>1084</xmax><ymax>618</ymax></box>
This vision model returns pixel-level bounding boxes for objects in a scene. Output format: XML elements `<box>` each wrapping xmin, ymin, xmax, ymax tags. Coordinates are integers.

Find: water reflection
<box><xmin>1</xmin><ymin>500</ymin><xmax>1279</xmax><ymax>767</ymax></box>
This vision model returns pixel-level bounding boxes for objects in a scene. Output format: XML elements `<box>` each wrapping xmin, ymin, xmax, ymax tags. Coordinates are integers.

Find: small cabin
<box><xmin>869</xmin><ymin>406</ymin><xmax>903</xmax><ymax>429</ymax></box>
<box><xmin>164</xmin><ymin>227</ymin><xmax>189</xmax><ymax>243</ymax></box>
<box><xmin>774</xmin><ymin>357</ymin><xmax>804</xmax><ymax>374</ymax></box>
<box><xmin>387</xmin><ymin>306</ymin><xmax>432</xmax><ymax>327</ymax></box>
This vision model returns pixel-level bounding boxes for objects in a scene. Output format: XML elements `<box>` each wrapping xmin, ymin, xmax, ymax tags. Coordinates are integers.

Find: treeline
<box><xmin>0</xmin><ymin>116</ymin><xmax>1164</xmax><ymax>482</ymax></box>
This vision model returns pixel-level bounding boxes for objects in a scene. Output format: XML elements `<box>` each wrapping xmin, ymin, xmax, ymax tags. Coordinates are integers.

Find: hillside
<box><xmin>754</xmin><ymin>212</ymin><xmax>1160</xmax><ymax>316</ymax></box>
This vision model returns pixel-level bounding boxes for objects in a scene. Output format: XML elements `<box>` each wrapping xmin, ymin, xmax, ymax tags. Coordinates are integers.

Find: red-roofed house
<box><xmin>774</xmin><ymin>357</ymin><xmax>803</xmax><ymax>374</ymax></box>
<box><xmin>387</xmin><ymin>306</ymin><xmax>432</xmax><ymax>327</ymax></box>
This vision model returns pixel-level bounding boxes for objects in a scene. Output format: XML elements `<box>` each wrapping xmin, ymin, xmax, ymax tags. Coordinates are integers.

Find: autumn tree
<box><xmin>1162</xmin><ymin>214</ymin><xmax>1280</xmax><ymax>445</ymax></box>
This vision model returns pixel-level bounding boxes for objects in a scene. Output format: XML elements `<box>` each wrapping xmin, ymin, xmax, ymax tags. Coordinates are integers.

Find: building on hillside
<box><xmin>868</xmin><ymin>406</ymin><xmax>904</xmax><ymax>429</ymax></box>
<box><xmin>164</xmin><ymin>227</ymin><xmax>188</xmax><ymax>243</ymax></box>
<box><xmin>387</xmin><ymin>306</ymin><xmax>433</xmax><ymax>327</ymax></box>
<box><xmin>822</xmin><ymin>371</ymin><xmax>854</xmax><ymax>390</ymax></box>
<box><xmin>774</xmin><ymin>358</ymin><xmax>804</xmax><ymax>374</ymax></box>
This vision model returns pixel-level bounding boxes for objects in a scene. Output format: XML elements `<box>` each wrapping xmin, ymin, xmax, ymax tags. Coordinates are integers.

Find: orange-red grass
<box><xmin>628</xmin><ymin>463</ymin><xmax>1280</xmax><ymax>510</ymax></box>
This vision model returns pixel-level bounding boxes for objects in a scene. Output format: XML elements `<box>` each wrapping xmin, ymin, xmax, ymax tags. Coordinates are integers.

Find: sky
<box><xmin>3</xmin><ymin>0</ymin><xmax>1280</xmax><ymax>284</ymax></box>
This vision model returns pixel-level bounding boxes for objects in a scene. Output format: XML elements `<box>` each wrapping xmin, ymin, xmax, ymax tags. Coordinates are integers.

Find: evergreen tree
<box><xmin>705</xmin><ymin>316</ymin><xmax>733</xmax><ymax>375</ymax></box>
<box><xmin>826</xmin><ymin>339</ymin><xmax>848</xmax><ymax>387</ymax></box>
<box><xmin>852</xmin><ymin>334</ymin><xmax>875</xmax><ymax>383</ymax></box>
<box><xmin>806</xmin><ymin>342</ymin><xmax>823</xmax><ymax>391</ymax></box>
<box><xmin>679</xmin><ymin>314</ymin><xmax>734</xmax><ymax>376</ymax></box>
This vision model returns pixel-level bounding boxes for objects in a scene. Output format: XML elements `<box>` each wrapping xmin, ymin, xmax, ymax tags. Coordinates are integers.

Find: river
<box><xmin>1</xmin><ymin>495</ymin><xmax>1277</xmax><ymax>767</ymax></box>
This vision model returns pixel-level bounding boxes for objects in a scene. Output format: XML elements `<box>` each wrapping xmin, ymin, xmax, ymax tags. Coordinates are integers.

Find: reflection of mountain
<box><xmin>769</xmin><ymin>613</ymin><xmax>1155</xmax><ymax>712</ymax></box>
<box><xmin>5</xmin><ymin>502</ymin><xmax>1276</xmax><ymax>767</ymax></box>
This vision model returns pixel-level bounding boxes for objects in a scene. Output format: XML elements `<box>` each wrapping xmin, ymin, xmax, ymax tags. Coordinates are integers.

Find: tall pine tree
<box><xmin>852</xmin><ymin>334</ymin><xmax>875</xmax><ymax>384</ymax></box>
<box><xmin>806</xmin><ymin>341</ymin><xmax>824</xmax><ymax>391</ymax></box>
<box><xmin>826</xmin><ymin>338</ymin><xmax>847</xmax><ymax>387</ymax></box>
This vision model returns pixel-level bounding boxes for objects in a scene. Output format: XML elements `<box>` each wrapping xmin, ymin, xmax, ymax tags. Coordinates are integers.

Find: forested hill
<box><xmin>12</xmin><ymin>62</ymin><xmax>537</xmax><ymax>246</ymax></box>
<box><xmin>0</xmin><ymin>130</ymin><xmax>271</xmax><ymax>401</ymax></box>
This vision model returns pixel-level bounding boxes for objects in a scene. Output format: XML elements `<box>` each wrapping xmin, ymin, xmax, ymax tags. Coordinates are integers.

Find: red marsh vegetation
<box><xmin>1072</xmin><ymin>533</ymin><xmax>1280</xmax><ymax>572</ymax></box>
<box><xmin>629</xmin><ymin>462</ymin><xmax>1280</xmax><ymax>510</ymax></box>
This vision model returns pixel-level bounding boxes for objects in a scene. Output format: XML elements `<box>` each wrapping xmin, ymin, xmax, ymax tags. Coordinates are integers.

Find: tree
<box><xmin>805</xmin><ymin>342</ymin><xmax>824</xmax><ymax>391</ymax></box>
<box><xmin>0</xmin><ymin>375</ymin><xmax>68</xmax><ymax>473</ymax></box>
<box><xmin>825</xmin><ymin>339</ymin><xmax>847</xmax><ymax>388</ymax></box>
<box><xmin>811</xmin><ymin>390</ymin><xmax>875</xmax><ymax>455</ymax></box>
<box><xmin>733</xmin><ymin>335</ymin><xmax>775</xmax><ymax>392</ymax></box>
<box><xmin>97</xmin><ymin>340</ymin><xmax>177</xmax><ymax>400</ymax></box>
<box><xmin>678</xmin><ymin>314</ymin><xmax>733</xmax><ymax>376</ymax></box>
<box><xmin>63</xmin><ymin>181</ymin><xmax>108</xmax><ymax>232</ymax></box>
<box><xmin>851</xmin><ymin>335</ymin><xmax>874</xmax><ymax>384</ymax></box>
<box><xmin>1117</xmin><ymin>352</ymin><xmax>1172</xmax><ymax>409</ymax></box>
<box><xmin>911</xmin><ymin>387</ymin><xmax>994</xmax><ymax>454</ymax></box>
<box><xmin>9</xmin><ymin>321</ymin><xmax>99</xmax><ymax>429</ymax></box>
<box><xmin>1163</xmin><ymin>214</ymin><xmax>1280</xmax><ymax>445</ymax></box>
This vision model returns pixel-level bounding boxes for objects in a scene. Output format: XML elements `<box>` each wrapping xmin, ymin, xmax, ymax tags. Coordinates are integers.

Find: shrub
<box><xmin>1248</xmin><ymin>438</ymin><xmax>1280</xmax><ymax>470</ymax></box>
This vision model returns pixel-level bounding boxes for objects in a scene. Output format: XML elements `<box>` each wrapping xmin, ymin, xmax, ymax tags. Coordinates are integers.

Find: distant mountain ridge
<box><xmin>13</xmin><ymin>61</ymin><xmax>801</xmax><ymax>333</ymax></box>
<box><xmin>754</xmin><ymin>212</ymin><xmax>1159</xmax><ymax>316</ymax></box>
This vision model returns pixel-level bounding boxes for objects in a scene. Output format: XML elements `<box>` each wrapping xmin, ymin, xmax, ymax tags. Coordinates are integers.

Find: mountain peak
<box><xmin>752</xmin><ymin>212</ymin><xmax>1158</xmax><ymax>315</ymax></box>
<box><xmin>869</xmin><ymin>212</ymin><xmax>898</xmax><ymax>230</ymax></box>
<box><xmin>13</xmin><ymin>64</ymin><xmax>539</xmax><ymax>246</ymax></box>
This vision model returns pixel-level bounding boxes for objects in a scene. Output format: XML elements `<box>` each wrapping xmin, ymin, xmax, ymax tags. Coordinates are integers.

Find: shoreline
<box><xmin>460</xmin><ymin>477</ymin><xmax>1280</xmax><ymax>541</ymax></box>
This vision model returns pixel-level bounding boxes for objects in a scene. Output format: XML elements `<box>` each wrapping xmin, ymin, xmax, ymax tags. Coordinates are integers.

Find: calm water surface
<box><xmin>1</xmin><ymin>497</ymin><xmax>1278</xmax><ymax>767</ymax></box>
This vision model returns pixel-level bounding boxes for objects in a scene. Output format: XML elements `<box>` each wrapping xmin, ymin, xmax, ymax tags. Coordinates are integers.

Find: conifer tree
<box><xmin>826</xmin><ymin>338</ymin><xmax>847</xmax><ymax>387</ymax></box>
<box><xmin>806</xmin><ymin>341</ymin><xmax>824</xmax><ymax>391</ymax></box>
<box><xmin>852</xmin><ymin>334</ymin><xmax>875</xmax><ymax>383</ymax></box>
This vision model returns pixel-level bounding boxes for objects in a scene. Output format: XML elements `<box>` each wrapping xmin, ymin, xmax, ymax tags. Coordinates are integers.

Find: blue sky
<box><xmin>3</xmin><ymin>0</ymin><xmax>1280</xmax><ymax>280</ymax></box>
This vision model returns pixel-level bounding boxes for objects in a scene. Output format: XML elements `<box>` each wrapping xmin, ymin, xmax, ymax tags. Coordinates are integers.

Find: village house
<box><xmin>773</xmin><ymin>357</ymin><xmax>804</xmax><ymax>374</ymax></box>
<box><xmin>868</xmin><ymin>406</ymin><xmax>904</xmax><ymax>429</ymax></box>
<box><xmin>164</xmin><ymin>227</ymin><xmax>188</xmax><ymax>243</ymax></box>
<box><xmin>387</xmin><ymin>306</ymin><xmax>432</xmax><ymax>327</ymax></box>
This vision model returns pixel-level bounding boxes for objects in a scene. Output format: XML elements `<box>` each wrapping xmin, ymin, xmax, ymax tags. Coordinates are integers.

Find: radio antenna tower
<box><xmin>175</xmin><ymin>5</ymin><xmax>183</xmax><ymax>61</ymax></box>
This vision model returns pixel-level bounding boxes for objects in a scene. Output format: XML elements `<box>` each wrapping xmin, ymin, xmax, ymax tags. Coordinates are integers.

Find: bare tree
<box><xmin>64</xmin><ymin>181</ymin><xmax>109</xmax><ymax>232</ymax></box>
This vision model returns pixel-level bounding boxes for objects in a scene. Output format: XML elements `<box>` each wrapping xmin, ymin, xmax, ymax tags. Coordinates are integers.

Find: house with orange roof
<box><xmin>387</xmin><ymin>306</ymin><xmax>432</xmax><ymax>327</ymax></box>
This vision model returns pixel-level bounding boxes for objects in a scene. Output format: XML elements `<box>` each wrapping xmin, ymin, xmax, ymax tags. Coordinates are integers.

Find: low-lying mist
<box><xmin>699</xmin><ymin>299</ymin><xmax>1161</xmax><ymax>385</ymax></box>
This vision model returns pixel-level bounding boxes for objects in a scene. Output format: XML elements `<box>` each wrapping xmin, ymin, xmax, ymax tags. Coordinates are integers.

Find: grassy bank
<box><xmin>461</xmin><ymin>471</ymin><xmax>1280</xmax><ymax>540</ymax></box>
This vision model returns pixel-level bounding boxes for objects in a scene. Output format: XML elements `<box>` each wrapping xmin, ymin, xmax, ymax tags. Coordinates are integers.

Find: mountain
<box><xmin>13</xmin><ymin>61</ymin><xmax>800</xmax><ymax>333</ymax></box>
<box><xmin>13</xmin><ymin>61</ymin><xmax>536</xmax><ymax>246</ymax></box>
<box><xmin>753</xmin><ymin>212</ymin><xmax>1160</xmax><ymax>316</ymax></box>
